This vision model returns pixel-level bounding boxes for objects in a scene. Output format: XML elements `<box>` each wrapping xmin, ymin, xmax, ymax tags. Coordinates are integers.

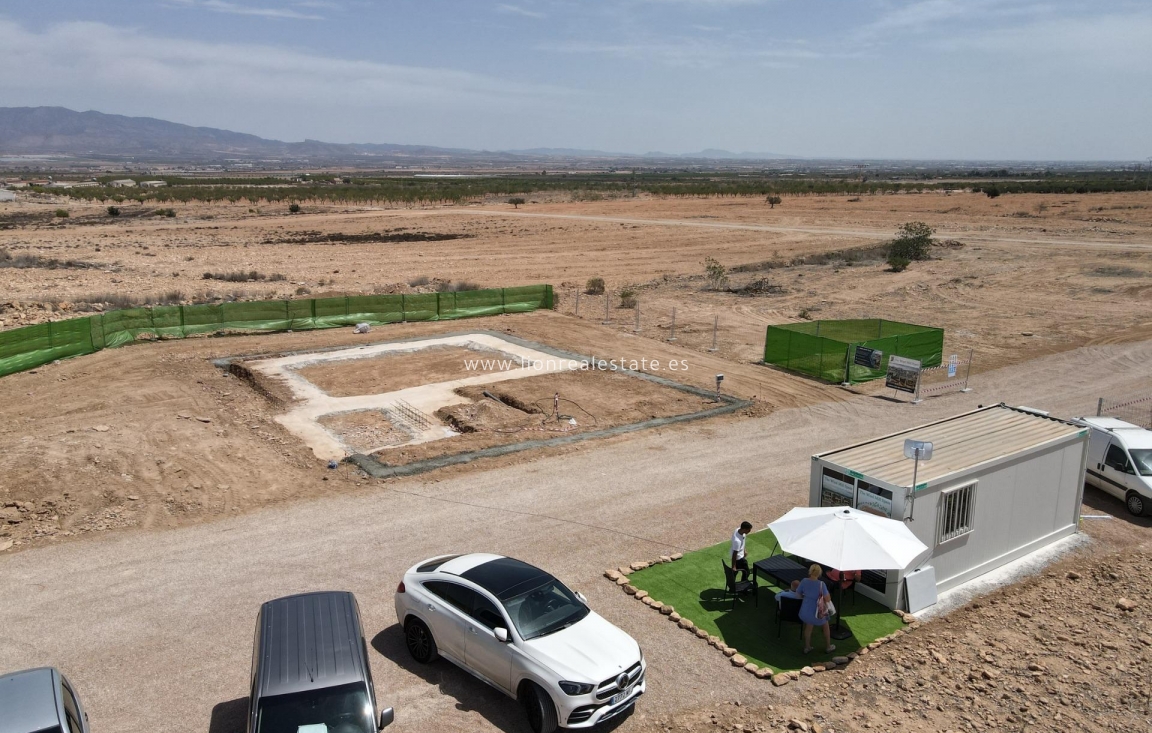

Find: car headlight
<box><xmin>559</xmin><ymin>681</ymin><xmax>595</xmax><ymax>696</ymax></box>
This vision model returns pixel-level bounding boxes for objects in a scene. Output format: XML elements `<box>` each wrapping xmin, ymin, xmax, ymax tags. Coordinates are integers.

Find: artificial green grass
<box><xmin>626</xmin><ymin>529</ymin><xmax>903</xmax><ymax>672</ymax></box>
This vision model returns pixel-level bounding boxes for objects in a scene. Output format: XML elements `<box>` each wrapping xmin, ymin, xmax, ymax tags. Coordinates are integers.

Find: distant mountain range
<box><xmin>0</xmin><ymin>107</ymin><xmax>792</xmax><ymax>165</ymax></box>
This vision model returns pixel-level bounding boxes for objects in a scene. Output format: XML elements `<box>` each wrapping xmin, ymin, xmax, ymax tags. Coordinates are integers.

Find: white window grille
<box><xmin>938</xmin><ymin>483</ymin><xmax>976</xmax><ymax>543</ymax></box>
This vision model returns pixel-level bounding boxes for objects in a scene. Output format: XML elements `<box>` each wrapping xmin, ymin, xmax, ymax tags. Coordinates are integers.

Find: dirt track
<box><xmin>1</xmin><ymin>336</ymin><xmax>1150</xmax><ymax>733</ymax></box>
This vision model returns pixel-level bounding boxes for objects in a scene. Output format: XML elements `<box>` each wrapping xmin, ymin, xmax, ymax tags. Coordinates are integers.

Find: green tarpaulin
<box><xmin>0</xmin><ymin>285</ymin><xmax>554</xmax><ymax>378</ymax></box>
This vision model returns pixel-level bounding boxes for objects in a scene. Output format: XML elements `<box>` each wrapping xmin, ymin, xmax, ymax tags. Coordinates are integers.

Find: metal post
<box><xmin>602</xmin><ymin>291</ymin><xmax>611</xmax><ymax>324</ymax></box>
<box><xmin>708</xmin><ymin>315</ymin><xmax>718</xmax><ymax>351</ymax></box>
<box><xmin>574</xmin><ymin>290</ymin><xmax>580</xmax><ymax>317</ymax></box>
<box><xmin>909</xmin><ymin>456</ymin><xmax>920</xmax><ymax>522</ymax></box>
<box><xmin>668</xmin><ymin>307</ymin><xmax>677</xmax><ymax>341</ymax></box>
<box><xmin>633</xmin><ymin>301</ymin><xmax>641</xmax><ymax>332</ymax></box>
<box><xmin>841</xmin><ymin>346</ymin><xmax>851</xmax><ymax>387</ymax></box>
<box><xmin>912</xmin><ymin>368</ymin><xmax>923</xmax><ymax>404</ymax></box>
<box><xmin>1097</xmin><ymin>397</ymin><xmax>1104</xmax><ymax>417</ymax></box>
<box><xmin>960</xmin><ymin>348</ymin><xmax>974</xmax><ymax>392</ymax></box>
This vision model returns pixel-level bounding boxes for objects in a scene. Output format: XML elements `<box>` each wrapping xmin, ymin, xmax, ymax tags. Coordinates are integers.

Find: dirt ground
<box><xmin>293</xmin><ymin>344</ymin><xmax>517</xmax><ymax>397</ymax></box>
<box><xmin>372</xmin><ymin>369</ymin><xmax>714</xmax><ymax>466</ymax></box>
<box><xmin>3</xmin><ymin>191</ymin><xmax>1152</xmax><ymax>379</ymax></box>
<box><xmin>317</xmin><ymin>410</ymin><xmax>410</xmax><ymax>453</ymax></box>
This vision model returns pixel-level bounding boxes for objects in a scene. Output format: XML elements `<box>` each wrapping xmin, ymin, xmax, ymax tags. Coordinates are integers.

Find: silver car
<box><xmin>0</xmin><ymin>667</ymin><xmax>90</xmax><ymax>733</ymax></box>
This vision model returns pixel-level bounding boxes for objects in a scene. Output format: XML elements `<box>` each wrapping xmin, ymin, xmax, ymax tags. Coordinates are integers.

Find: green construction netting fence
<box><xmin>0</xmin><ymin>285</ymin><xmax>554</xmax><ymax>378</ymax></box>
<box><xmin>764</xmin><ymin>319</ymin><xmax>943</xmax><ymax>384</ymax></box>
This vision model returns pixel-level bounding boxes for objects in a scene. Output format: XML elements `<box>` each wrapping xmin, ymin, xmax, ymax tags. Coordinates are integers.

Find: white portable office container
<box><xmin>809</xmin><ymin>404</ymin><xmax>1089</xmax><ymax>610</ymax></box>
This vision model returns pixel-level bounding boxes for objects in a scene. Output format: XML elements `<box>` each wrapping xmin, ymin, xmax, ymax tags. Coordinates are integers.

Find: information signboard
<box><xmin>886</xmin><ymin>355</ymin><xmax>922</xmax><ymax>394</ymax></box>
<box><xmin>853</xmin><ymin>346</ymin><xmax>883</xmax><ymax>369</ymax></box>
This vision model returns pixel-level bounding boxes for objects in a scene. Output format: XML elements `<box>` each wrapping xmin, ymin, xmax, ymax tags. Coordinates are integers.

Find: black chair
<box><xmin>775</xmin><ymin>595</ymin><xmax>804</xmax><ymax>638</ymax></box>
<box><xmin>722</xmin><ymin>562</ymin><xmax>755</xmax><ymax>610</ymax></box>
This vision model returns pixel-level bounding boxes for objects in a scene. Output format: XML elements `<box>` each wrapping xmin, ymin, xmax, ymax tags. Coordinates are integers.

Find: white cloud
<box><xmin>166</xmin><ymin>0</ymin><xmax>326</xmax><ymax>20</ymax></box>
<box><xmin>496</xmin><ymin>4</ymin><xmax>546</xmax><ymax>19</ymax></box>
<box><xmin>938</xmin><ymin>11</ymin><xmax>1152</xmax><ymax>67</ymax></box>
<box><xmin>0</xmin><ymin>19</ymin><xmax>567</xmax><ymax>118</ymax></box>
<box><xmin>547</xmin><ymin>37</ymin><xmax>823</xmax><ymax>68</ymax></box>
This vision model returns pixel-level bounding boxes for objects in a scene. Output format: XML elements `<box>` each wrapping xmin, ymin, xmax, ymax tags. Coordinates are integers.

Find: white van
<box><xmin>1072</xmin><ymin>417</ymin><xmax>1152</xmax><ymax>516</ymax></box>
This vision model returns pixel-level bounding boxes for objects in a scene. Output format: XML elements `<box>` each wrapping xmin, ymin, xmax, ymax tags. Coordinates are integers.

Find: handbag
<box><xmin>824</xmin><ymin>598</ymin><xmax>837</xmax><ymax>619</ymax></box>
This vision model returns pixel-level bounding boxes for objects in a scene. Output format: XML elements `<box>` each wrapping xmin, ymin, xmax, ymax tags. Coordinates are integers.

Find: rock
<box><xmin>1027</xmin><ymin>662</ymin><xmax>1044</xmax><ymax>672</ymax></box>
<box><xmin>981</xmin><ymin>667</ymin><xmax>999</xmax><ymax>680</ymax></box>
<box><xmin>671</xmin><ymin>552</ymin><xmax>683</xmax><ymax>561</ymax></box>
<box><xmin>1016</xmin><ymin>610</ymin><xmax>1033</xmax><ymax>619</ymax></box>
<box><xmin>708</xmin><ymin>635</ymin><xmax>721</xmax><ymax>646</ymax></box>
<box><xmin>660</xmin><ymin>605</ymin><xmax>674</xmax><ymax>615</ymax></box>
<box><xmin>618</xmin><ymin>567</ymin><xmax>632</xmax><ymax>576</ymax></box>
<box><xmin>786</xmin><ymin>720</ymin><xmax>807</xmax><ymax>731</ymax></box>
<box><xmin>771</xmin><ymin>673</ymin><xmax>791</xmax><ymax>687</ymax></box>
<box><xmin>650</xmin><ymin>601</ymin><xmax>664</xmax><ymax>611</ymax></box>
<box><xmin>677</xmin><ymin>617</ymin><xmax>693</xmax><ymax>629</ymax></box>
<box><xmin>604</xmin><ymin>570</ymin><xmax>621</xmax><ymax>581</ymax></box>
<box><xmin>723</xmin><ymin>647</ymin><xmax>738</xmax><ymax>657</ymax></box>
<box><xmin>623</xmin><ymin>584</ymin><xmax>637</xmax><ymax>595</ymax></box>
<box><xmin>659</xmin><ymin>555</ymin><xmax>672</xmax><ymax>563</ymax></box>
<box><xmin>0</xmin><ymin>539</ymin><xmax>12</xmax><ymax>552</ymax></box>
<box><xmin>931</xmin><ymin>650</ymin><xmax>948</xmax><ymax>665</ymax></box>
<box><xmin>92</xmin><ymin>425</ymin><xmax>110</xmax><ymax>432</ymax></box>
<box><xmin>177</xmin><ymin>412</ymin><xmax>192</xmax><ymax>420</ymax></box>
<box><xmin>669</xmin><ymin>612</ymin><xmax>681</xmax><ymax>622</ymax></box>
<box><xmin>743</xmin><ymin>662</ymin><xmax>758</xmax><ymax>673</ymax></box>
<box><xmin>194</xmin><ymin>416</ymin><xmax>212</xmax><ymax>423</ymax></box>
<box><xmin>801</xmin><ymin>666</ymin><xmax>815</xmax><ymax>676</ymax></box>
<box><xmin>615</xmin><ymin>577</ymin><xmax>629</xmax><ymax>587</ymax></box>
<box><xmin>730</xmin><ymin>654</ymin><xmax>747</xmax><ymax>666</ymax></box>
<box><xmin>641</xmin><ymin>596</ymin><xmax>655</xmax><ymax>607</ymax></box>
<box><xmin>1117</xmin><ymin>598</ymin><xmax>1138</xmax><ymax>611</ymax></box>
<box><xmin>1066</xmin><ymin>571</ymin><xmax>1081</xmax><ymax>580</ymax></box>
<box><xmin>755</xmin><ymin>666</ymin><xmax>773</xmax><ymax>679</ymax></box>
<box><xmin>634</xmin><ymin>590</ymin><xmax>648</xmax><ymax>599</ymax></box>
<box><xmin>630</xmin><ymin>561</ymin><xmax>649</xmax><ymax>571</ymax></box>
<box><xmin>832</xmin><ymin>656</ymin><xmax>850</xmax><ymax>665</ymax></box>
<box><xmin>788</xmin><ymin>670</ymin><xmax>800</xmax><ymax>680</ymax></box>
<box><xmin>695</xmin><ymin>627</ymin><xmax>709</xmax><ymax>639</ymax></box>
<box><xmin>823</xmin><ymin>661</ymin><xmax>837</xmax><ymax>670</ymax></box>
<box><xmin>812</xmin><ymin>665</ymin><xmax>826</xmax><ymax>673</ymax></box>
<box><xmin>126</xmin><ymin>495</ymin><xmax>139</xmax><ymax>501</ymax></box>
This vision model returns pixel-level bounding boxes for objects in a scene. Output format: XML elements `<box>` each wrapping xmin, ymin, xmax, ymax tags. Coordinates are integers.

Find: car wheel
<box><xmin>405</xmin><ymin>618</ymin><xmax>438</xmax><ymax>663</ymax></box>
<box><xmin>522</xmin><ymin>682</ymin><xmax>559</xmax><ymax>733</ymax></box>
<box><xmin>1125</xmin><ymin>491</ymin><xmax>1148</xmax><ymax>517</ymax></box>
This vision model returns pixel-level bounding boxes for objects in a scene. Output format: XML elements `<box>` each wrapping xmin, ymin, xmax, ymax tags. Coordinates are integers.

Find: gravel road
<box><xmin>2</xmin><ymin>338</ymin><xmax>1151</xmax><ymax>733</ymax></box>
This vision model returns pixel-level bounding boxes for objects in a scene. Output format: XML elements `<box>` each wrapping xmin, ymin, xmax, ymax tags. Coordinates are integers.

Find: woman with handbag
<box><xmin>798</xmin><ymin>563</ymin><xmax>836</xmax><ymax>654</ymax></box>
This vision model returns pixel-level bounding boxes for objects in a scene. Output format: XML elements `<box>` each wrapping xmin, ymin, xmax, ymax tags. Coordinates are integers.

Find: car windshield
<box><xmin>1131</xmin><ymin>449</ymin><xmax>1152</xmax><ymax>477</ymax></box>
<box><xmin>502</xmin><ymin>577</ymin><xmax>590</xmax><ymax>641</ymax></box>
<box><xmin>256</xmin><ymin>682</ymin><xmax>374</xmax><ymax>733</ymax></box>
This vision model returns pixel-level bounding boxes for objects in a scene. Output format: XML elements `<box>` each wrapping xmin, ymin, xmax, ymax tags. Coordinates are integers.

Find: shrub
<box><xmin>289</xmin><ymin>203</ymin><xmax>301</xmax><ymax>213</ymax></box>
<box><xmin>765</xmin><ymin>195</ymin><xmax>782</xmax><ymax>208</ymax></box>
<box><xmin>408</xmin><ymin>275</ymin><xmax>431</xmax><ymax>287</ymax></box>
<box><xmin>107</xmin><ymin>206</ymin><xmax>121</xmax><ymax>217</ymax></box>
<box><xmin>585</xmin><ymin>277</ymin><xmax>605</xmax><ymax>295</ymax></box>
<box><xmin>507</xmin><ymin>197</ymin><xmax>526</xmax><ymax>208</ymax></box>
<box><xmin>203</xmin><ymin>270</ymin><xmax>266</xmax><ymax>282</ymax></box>
<box><xmin>887</xmin><ymin>256</ymin><xmax>910</xmax><ymax>272</ymax></box>
<box><xmin>295</xmin><ymin>286</ymin><xmax>311</xmax><ymax>295</ymax></box>
<box><xmin>888</xmin><ymin>221</ymin><xmax>934</xmax><ymax>261</ymax></box>
<box><xmin>703</xmin><ymin>256</ymin><xmax>729</xmax><ymax>290</ymax></box>
<box><xmin>435</xmin><ymin>280</ymin><xmax>480</xmax><ymax>293</ymax></box>
<box><xmin>162</xmin><ymin>208</ymin><xmax>176</xmax><ymax>218</ymax></box>
<box><xmin>54</xmin><ymin>209</ymin><xmax>69</xmax><ymax>218</ymax></box>
<box><xmin>268</xmin><ymin>273</ymin><xmax>287</xmax><ymax>282</ymax></box>
<box><xmin>798</xmin><ymin>308</ymin><xmax>813</xmax><ymax>320</ymax></box>
<box><xmin>984</xmin><ymin>186</ymin><xmax>1001</xmax><ymax>199</ymax></box>
<box><xmin>619</xmin><ymin>287</ymin><xmax>637</xmax><ymax>308</ymax></box>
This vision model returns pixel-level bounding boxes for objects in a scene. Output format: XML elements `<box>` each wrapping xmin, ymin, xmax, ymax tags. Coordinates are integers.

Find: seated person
<box><xmin>827</xmin><ymin>568</ymin><xmax>861</xmax><ymax>589</ymax></box>
<box><xmin>775</xmin><ymin>580</ymin><xmax>801</xmax><ymax>602</ymax></box>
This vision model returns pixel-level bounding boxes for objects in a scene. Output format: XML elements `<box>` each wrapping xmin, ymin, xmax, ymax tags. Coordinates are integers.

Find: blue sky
<box><xmin>1</xmin><ymin>1</ymin><xmax>1149</xmax><ymax>159</ymax></box>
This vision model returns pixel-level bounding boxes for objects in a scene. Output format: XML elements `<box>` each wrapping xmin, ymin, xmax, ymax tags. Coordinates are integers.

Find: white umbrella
<box><xmin>767</xmin><ymin>506</ymin><xmax>927</xmax><ymax>571</ymax></box>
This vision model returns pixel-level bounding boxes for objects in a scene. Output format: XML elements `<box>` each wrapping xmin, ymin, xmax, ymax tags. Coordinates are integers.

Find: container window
<box><xmin>937</xmin><ymin>483</ymin><xmax>976</xmax><ymax>543</ymax></box>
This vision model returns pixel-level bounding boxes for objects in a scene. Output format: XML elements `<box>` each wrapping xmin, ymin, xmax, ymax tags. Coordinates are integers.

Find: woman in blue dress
<box><xmin>798</xmin><ymin>563</ymin><xmax>835</xmax><ymax>654</ymax></box>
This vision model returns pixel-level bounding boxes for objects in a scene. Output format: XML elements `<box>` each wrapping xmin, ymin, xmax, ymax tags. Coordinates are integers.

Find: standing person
<box><xmin>798</xmin><ymin>563</ymin><xmax>835</xmax><ymax>654</ymax></box>
<box><xmin>730</xmin><ymin>521</ymin><xmax>753</xmax><ymax>583</ymax></box>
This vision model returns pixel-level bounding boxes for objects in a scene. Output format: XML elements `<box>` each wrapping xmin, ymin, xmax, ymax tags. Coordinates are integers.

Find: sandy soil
<box><xmin>317</xmin><ymin>410</ymin><xmax>411</xmax><ymax>453</ymax></box>
<box><xmin>293</xmin><ymin>345</ymin><xmax>517</xmax><ymax>397</ymax></box>
<box><xmin>372</xmin><ymin>369</ymin><xmax>713</xmax><ymax>466</ymax></box>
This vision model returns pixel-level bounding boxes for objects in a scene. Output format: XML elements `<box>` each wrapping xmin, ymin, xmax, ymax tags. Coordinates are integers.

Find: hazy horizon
<box><xmin>1</xmin><ymin>1</ymin><xmax>1150</xmax><ymax>161</ymax></box>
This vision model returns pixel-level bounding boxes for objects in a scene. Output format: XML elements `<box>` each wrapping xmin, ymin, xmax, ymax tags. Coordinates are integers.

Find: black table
<box><xmin>753</xmin><ymin>555</ymin><xmax>853</xmax><ymax>640</ymax></box>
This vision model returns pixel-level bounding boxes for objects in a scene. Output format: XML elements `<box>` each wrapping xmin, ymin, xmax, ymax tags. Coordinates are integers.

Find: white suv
<box><xmin>394</xmin><ymin>553</ymin><xmax>645</xmax><ymax>733</ymax></box>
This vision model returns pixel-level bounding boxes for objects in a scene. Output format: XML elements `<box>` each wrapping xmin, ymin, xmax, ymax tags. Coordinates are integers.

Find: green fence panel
<box><xmin>220</xmin><ymin>300</ymin><xmax>291</xmax><ymax>332</ymax></box>
<box><xmin>313</xmin><ymin>297</ymin><xmax>354</xmax><ymax>328</ymax></box>
<box><xmin>503</xmin><ymin>285</ymin><xmax>551</xmax><ymax>313</ymax></box>
<box><xmin>435</xmin><ymin>292</ymin><xmax>458</xmax><ymax>320</ymax></box>
<box><xmin>288</xmin><ymin>299</ymin><xmax>316</xmax><ymax>331</ymax></box>
<box><xmin>402</xmin><ymin>293</ymin><xmax>439</xmax><ymax>322</ymax></box>
<box><xmin>101</xmin><ymin>307</ymin><xmax>154</xmax><ymax>347</ymax></box>
<box><xmin>346</xmin><ymin>295</ymin><xmax>404</xmax><ymax>325</ymax></box>
<box><xmin>150</xmin><ymin>306</ymin><xmax>185</xmax><ymax>338</ymax></box>
<box><xmin>89</xmin><ymin>316</ymin><xmax>106</xmax><ymax>350</ymax></box>
<box><xmin>764</xmin><ymin>326</ymin><xmax>793</xmax><ymax>367</ymax></box>
<box><xmin>181</xmin><ymin>303</ymin><xmax>226</xmax><ymax>335</ymax></box>
<box><xmin>444</xmin><ymin>288</ymin><xmax>505</xmax><ymax>320</ymax></box>
<box><xmin>895</xmin><ymin>328</ymin><xmax>944</xmax><ymax>369</ymax></box>
<box><xmin>0</xmin><ymin>319</ymin><xmax>97</xmax><ymax>377</ymax></box>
